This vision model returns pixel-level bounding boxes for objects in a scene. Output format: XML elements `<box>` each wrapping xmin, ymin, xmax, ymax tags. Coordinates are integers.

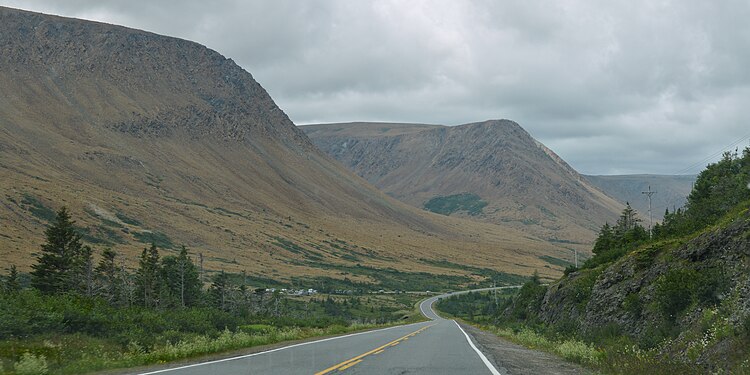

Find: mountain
<box><xmin>0</xmin><ymin>7</ymin><xmax>564</xmax><ymax>286</ymax></box>
<box><xmin>303</xmin><ymin>121</ymin><xmax>623</xmax><ymax>253</ymax></box>
<box><xmin>584</xmin><ymin>174</ymin><xmax>696</xmax><ymax>221</ymax></box>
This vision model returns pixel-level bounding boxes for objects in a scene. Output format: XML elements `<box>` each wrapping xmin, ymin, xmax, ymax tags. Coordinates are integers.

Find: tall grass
<box><xmin>7</xmin><ymin>323</ymin><xmax>390</xmax><ymax>374</ymax></box>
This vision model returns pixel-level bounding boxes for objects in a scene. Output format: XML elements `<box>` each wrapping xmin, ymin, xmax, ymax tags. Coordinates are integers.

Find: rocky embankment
<box><xmin>526</xmin><ymin>207</ymin><xmax>750</xmax><ymax>371</ymax></box>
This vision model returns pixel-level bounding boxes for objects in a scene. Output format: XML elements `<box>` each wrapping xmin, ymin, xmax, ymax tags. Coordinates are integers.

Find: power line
<box><xmin>674</xmin><ymin>130</ymin><xmax>750</xmax><ymax>175</ymax></box>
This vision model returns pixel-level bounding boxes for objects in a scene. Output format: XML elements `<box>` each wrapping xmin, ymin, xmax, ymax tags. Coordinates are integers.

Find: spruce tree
<box><xmin>95</xmin><ymin>248</ymin><xmax>121</xmax><ymax>304</ymax></box>
<box><xmin>31</xmin><ymin>207</ymin><xmax>84</xmax><ymax>294</ymax></box>
<box><xmin>4</xmin><ymin>265</ymin><xmax>21</xmax><ymax>293</ymax></box>
<box><xmin>136</xmin><ymin>243</ymin><xmax>161</xmax><ymax>308</ymax></box>
<box><xmin>161</xmin><ymin>246</ymin><xmax>202</xmax><ymax>308</ymax></box>
<box><xmin>209</xmin><ymin>270</ymin><xmax>231</xmax><ymax>311</ymax></box>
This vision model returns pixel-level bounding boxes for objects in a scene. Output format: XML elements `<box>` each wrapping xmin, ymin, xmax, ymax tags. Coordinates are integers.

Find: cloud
<box><xmin>3</xmin><ymin>0</ymin><xmax>750</xmax><ymax>174</ymax></box>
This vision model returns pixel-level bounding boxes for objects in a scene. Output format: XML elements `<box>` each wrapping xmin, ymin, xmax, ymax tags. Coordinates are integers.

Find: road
<box><xmin>137</xmin><ymin>288</ymin><xmax>517</xmax><ymax>375</ymax></box>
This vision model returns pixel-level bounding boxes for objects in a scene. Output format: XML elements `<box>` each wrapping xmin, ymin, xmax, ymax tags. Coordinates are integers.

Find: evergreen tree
<box><xmin>30</xmin><ymin>207</ymin><xmax>87</xmax><ymax>294</ymax></box>
<box><xmin>592</xmin><ymin>223</ymin><xmax>614</xmax><ymax>255</ymax></box>
<box><xmin>209</xmin><ymin>270</ymin><xmax>231</xmax><ymax>311</ymax></box>
<box><xmin>161</xmin><ymin>246</ymin><xmax>202</xmax><ymax>308</ymax></box>
<box><xmin>614</xmin><ymin>202</ymin><xmax>639</xmax><ymax>234</ymax></box>
<box><xmin>136</xmin><ymin>244</ymin><xmax>161</xmax><ymax>308</ymax></box>
<box><xmin>94</xmin><ymin>248</ymin><xmax>121</xmax><ymax>304</ymax></box>
<box><xmin>74</xmin><ymin>245</ymin><xmax>94</xmax><ymax>296</ymax></box>
<box><xmin>4</xmin><ymin>265</ymin><xmax>21</xmax><ymax>293</ymax></box>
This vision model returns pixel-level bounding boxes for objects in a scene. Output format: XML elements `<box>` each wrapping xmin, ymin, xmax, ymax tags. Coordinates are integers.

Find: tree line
<box><xmin>2</xmin><ymin>206</ymin><xmax>263</xmax><ymax>313</ymax></box>
<box><xmin>579</xmin><ymin>146</ymin><xmax>750</xmax><ymax>270</ymax></box>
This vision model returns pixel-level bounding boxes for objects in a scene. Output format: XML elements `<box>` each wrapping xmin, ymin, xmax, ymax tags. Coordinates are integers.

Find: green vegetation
<box><xmin>290</xmin><ymin>263</ymin><xmax>471</xmax><ymax>292</ymax></box>
<box><xmin>133</xmin><ymin>230</ymin><xmax>174</xmax><ymax>249</ymax></box>
<box><xmin>20</xmin><ymin>194</ymin><xmax>56</xmax><ymax>222</ymax></box>
<box><xmin>436</xmin><ymin>284</ymin><xmax>701</xmax><ymax>374</ymax></box>
<box><xmin>435</xmin><ymin>146</ymin><xmax>750</xmax><ymax>373</ymax></box>
<box><xmin>115</xmin><ymin>211</ymin><xmax>142</xmax><ymax>226</ymax></box>
<box><xmin>538</xmin><ymin>255</ymin><xmax>572</xmax><ymax>268</ymax></box>
<box><xmin>419</xmin><ymin>258</ymin><xmax>528</xmax><ymax>287</ymax></box>
<box><xmin>423</xmin><ymin>193</ymin><xmax>488</xmax><ymax>216</ymax></box>
<box><xmin>0</xmin><ymin>207</ymin><xmax>427</xmax><ymax>374</ymax></box>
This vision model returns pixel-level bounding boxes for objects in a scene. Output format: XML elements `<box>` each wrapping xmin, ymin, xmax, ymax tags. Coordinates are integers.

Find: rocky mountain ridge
<box><xmin>303</xmin><ymin>120</ymin><xmax>623</xmax><ymax>252</ymax></box>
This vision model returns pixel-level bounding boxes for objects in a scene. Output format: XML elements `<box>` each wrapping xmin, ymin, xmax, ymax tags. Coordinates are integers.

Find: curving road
<box><xmin>137</xmin><ymin>288</ymin><xmax>517</xmax><ymax>375</ymax></box>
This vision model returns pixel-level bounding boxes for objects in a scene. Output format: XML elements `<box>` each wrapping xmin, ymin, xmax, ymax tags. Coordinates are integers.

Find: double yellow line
<box><xmin>314</xmin><ymin>324</ymin><xmax>434</xmax><ymax>374</ymax></box>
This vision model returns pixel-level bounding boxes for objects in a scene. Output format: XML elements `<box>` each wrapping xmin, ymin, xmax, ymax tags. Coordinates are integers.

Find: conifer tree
<box><xmin>31</xmin><ymin>207</ymin><xmax>86</xmax><ymax>294</ymax></box>
<box><xmin>209</xmin><ymin>270</ymin><xmax>231</xmax><ymax>311</ymax></box>
<box><xmin>95</xmin><ymin>248</ymin><xmax>121</xmax><ymax>304</ymax></box>
<box><xmin>161</xmin><ymin>245</ymin><xmax>202</xmax><ymax>308</ymax></box>
<box><xmin>136</xmin><ymin>243</ymin><xmax>161</xmax><ymax>308</ymax></box>
<box><xmin>4</xmin><ymin>265</ymin><xmax>20</xmax><ymax>293</ymax></box>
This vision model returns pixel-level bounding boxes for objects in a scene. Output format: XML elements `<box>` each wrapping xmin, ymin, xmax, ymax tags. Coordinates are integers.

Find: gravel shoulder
<box><xmin>459</xmin><ymin>322</ymin><xmax>593</xmax><ymax>375</ymax></box>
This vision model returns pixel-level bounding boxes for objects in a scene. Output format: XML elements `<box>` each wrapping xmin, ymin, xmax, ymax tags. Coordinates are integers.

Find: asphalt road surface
<box><xmin>137</xmin><ymin>288</ymin><xmax>515</xmax><ymax>375</ymax></box>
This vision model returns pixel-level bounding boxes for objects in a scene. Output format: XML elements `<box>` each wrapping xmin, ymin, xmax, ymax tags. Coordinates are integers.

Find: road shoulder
<box><xmin>458</xmin><ymin>322</ymin><xmax>592</xmax><ymax>375</ymax></box>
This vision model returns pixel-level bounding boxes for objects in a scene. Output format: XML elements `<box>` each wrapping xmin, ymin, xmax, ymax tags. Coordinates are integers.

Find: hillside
<box><xmin>303</xmin><ymin>121</ymin><xmax>623</xmax><ymax>253</ymax></box>
<box><xmin>585</xmin><ymin>174</ymin><xmax>696</xmax><ymax>221</ymax></box>
<box><xmin>0</xmin><ymin>7</ymin><xmax>565</xmax><ymax>287</ymax></box>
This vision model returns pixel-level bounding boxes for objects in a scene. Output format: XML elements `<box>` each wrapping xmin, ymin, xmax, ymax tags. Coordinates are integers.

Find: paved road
<box><xmin>137</xmin><ymin>288</ymin><xmax>516</xmax><ymax>375</ymax></box>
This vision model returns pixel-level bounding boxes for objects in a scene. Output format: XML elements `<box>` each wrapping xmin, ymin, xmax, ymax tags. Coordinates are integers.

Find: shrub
<box><xmin>14</xmin><ymin>352</ymin><xmax>49</xmax><ymax>375</ymax></box>
<box><xmin>654</xmin><ymin>268</ymin><xmax>699</xmax><ymax>321</ymax></box>
<box><xmin>555</xmin><ymin>339</ymin><xmax>601</xmax><ymax>365</ymax></box>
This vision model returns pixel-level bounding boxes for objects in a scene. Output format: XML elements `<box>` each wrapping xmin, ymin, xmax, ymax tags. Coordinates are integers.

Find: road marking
<box><xmin>373</xmin><ymin>349</ymin><xmax>385</xmax><ymax>355</ymax></box>
<box><xmin>453</xmin><ymin>320</ymin><xmax>502</xmax><ymax>375</ymax></box>
<box><xmin>136</xmin><ymin>321</ymin><xmax>427</xmax><ymax>375</ymax></box>
<box><xmin>314</xmin><ymin>324</ymin><xmax>433</xmax><ymax>375</ymax></box>
<box><xmin>338</xmin><ymin>359</ymin><xmax>362</xmax><ymax>371</ymax></box>
<box><xmin>137</xmin><ymin>286</ymin><xmax>519</xmax><ymax>375</ymax></box>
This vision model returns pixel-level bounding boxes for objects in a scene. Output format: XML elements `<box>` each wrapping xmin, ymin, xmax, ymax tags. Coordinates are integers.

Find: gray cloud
<box><xmin>4</xmin><ymin>0</ymin><xmax>750</xmax><ymax>175</ymax></box>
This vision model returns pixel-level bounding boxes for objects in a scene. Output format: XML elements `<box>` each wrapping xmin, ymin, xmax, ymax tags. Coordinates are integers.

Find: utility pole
<box><xmin>642</xmin><ymin>185</ymin><xmax>657</xmax><ymax>237</ymax></box>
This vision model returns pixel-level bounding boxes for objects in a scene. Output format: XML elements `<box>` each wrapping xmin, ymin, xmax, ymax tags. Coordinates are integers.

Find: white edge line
<box><xmin>136</xmin><ymin>321</ymin><xmax>427</xmax><ymax>375</ymax></box>
<box><xmin>453</xmin><ymin>320</ymin><xmax>502</xmax><ymax>375</ymax></box>
<box><xmin>140</xmin><ymin>287</ymin><xmax>518</xmax><ymax>374</ymax></box>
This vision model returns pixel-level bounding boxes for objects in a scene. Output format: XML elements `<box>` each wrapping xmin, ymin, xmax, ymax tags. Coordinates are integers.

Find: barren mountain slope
<box><xmin>304</xmin><ymin>121</ymin><xmax>623</xmax><ymax>252</ymax></box>
<box><xmin>0</xmin><ymin>7</ymin><xmax>567</xmax><ymax>284</ymax></box>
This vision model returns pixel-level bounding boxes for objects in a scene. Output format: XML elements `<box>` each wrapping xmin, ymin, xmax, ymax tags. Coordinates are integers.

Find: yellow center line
<box><xmin>338</xmin><ymin>360</ymin><xmax>362</xmax><ymax>371</ymax></box>
<box><xmin>314</xmin><ymin>324</ymin><xmax>433</xmax><ymax>375</ymax></box>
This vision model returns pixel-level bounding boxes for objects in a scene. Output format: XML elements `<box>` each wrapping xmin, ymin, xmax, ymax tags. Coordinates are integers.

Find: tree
<box><xmin>614</xmin><ymin>202</ymin><xmax>639</xmax><ymax>234</ymax></box>
<box><xmin>209</xmin><ymin>270</ymin><xmax>231</xmax><ymax>311</ymax></box>
<box><xmin>95</xmin><ymin>248</ymin><xmax>121</xmax><ymax>304</ymax></box>
<box><xmin>31</xmin><ymin>207</ymin><xmax>91</xmax><ymax>294</ymax></box>
<box><xmin>136</xmin><ymin>244</ymin><xmax>161</xmax><ymax>308</ymax></box>
<box><xmin>4</xmin><ymin>265</ymin><xmax>21</xmax><ymax>293</ymax></box>
<box><xmin>161</xmin><ymin>246</ymin><xmax>202</xmax><ymax>308</ymax></box>
<box><xmin>592</xmin><ymin>223</ymin><xmax>614</xmax><ymax>255</ymax></box>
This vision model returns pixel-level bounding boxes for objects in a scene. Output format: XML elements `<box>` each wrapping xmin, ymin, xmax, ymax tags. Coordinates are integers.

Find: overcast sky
<box><xmin>4</xmin><ymin>1</ymin><xmax>750</xmax><ymax>175</ymax></box>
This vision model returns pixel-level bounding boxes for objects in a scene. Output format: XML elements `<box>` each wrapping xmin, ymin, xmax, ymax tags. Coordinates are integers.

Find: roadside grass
<box><xmin>435</xmin><ymin>291</ymin><xmax>700</xmax><ymax>374</ymax></box>
<box><xmin>1</xmin><ymin>292</ymin><xmax>428</xmax><ymax>374</ymax></box>
<box><xmin>477</xmin><ymin>324</ymin><xmax>602</xmax><ymax>366</ymax></box>
<box><xmin>448</xmin><ymin>318</ymin><xmax>701</xmax><ymax>375</ymax></box>
<box><xmin>41</xmin><ymin>324</ymin><xmax>388</xmax><ymax>374</ymax></box>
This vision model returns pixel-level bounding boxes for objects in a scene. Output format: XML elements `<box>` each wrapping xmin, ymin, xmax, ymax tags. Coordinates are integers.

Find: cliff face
<box><xmin>0</xmin><ymin>7</ymin><xmax>560</xmax><ymax>282</ymax></box>
<box><xmin>304</xmin><ymin>120</ymin><xmax>623</xmax><ymax>251</ymax></box>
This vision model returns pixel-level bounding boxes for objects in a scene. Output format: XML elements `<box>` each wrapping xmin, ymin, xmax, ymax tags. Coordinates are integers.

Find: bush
<box><xmin>654</xmin><ymin>268</ymin><xmax>699</xmax><ymax>321</ymax></box>
<box><xmin>555</xmin><ymin>339</ymin><xmax>601</xmax><ymax>365</ymax></box>
<box><xmin>14</xmin><ymin>352</ymin><xmax>48</xmax><ymax>375</ymax></box>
